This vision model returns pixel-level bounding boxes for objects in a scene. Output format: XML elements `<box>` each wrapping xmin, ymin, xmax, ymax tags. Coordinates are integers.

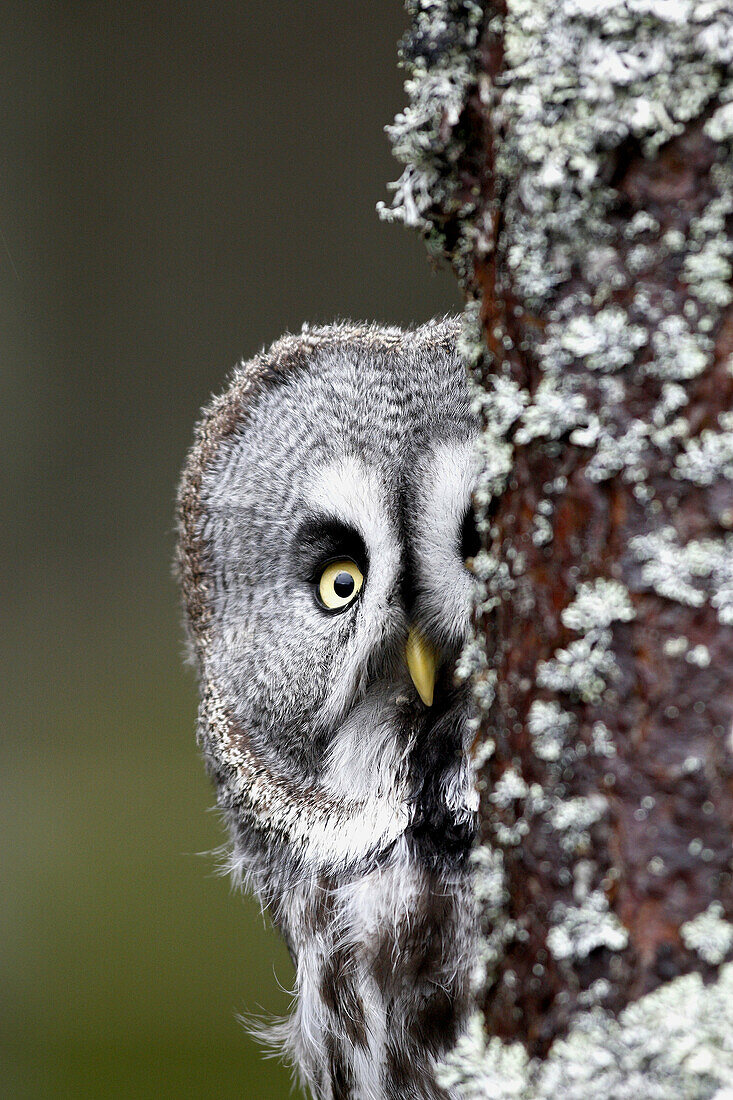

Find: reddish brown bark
<box><xmin>471</xmin><ymin>109</ymin><xmax>733</xmax><ymax>1057</ymax></box>
<box><xmin>386</xmin><ymin>1</ymin><xmax>733</xmax><ymax>1067</ymax></box>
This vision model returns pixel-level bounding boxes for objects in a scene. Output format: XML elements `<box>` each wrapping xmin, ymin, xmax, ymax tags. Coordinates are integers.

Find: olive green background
<box><xmin>2</xmin><ymin>4</ymin><xmax>458</xmax><ymax>1097</ymax></box>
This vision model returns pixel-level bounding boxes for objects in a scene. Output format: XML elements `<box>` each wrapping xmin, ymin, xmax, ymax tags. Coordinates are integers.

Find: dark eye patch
<box><xmin>460</xmin><ymin>505</ymin><xmax>481</xmax><ymax>562</ymax></box>
<box><xmin>293</xmin><ymin>513</ymin><xmax>369</xmax><ymax>582</ymax></box>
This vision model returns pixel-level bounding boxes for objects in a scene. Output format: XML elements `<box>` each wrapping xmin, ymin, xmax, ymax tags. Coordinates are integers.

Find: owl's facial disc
<box><xmin>190</xmin><ymin>331</ymin><xmax>481</xmax><ymax>801</ymax></box>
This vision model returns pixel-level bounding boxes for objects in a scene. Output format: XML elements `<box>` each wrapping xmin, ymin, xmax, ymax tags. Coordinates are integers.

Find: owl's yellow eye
<box><xmin>317</xmin><ymin>559</ymin><xmax>364</xmax><ymax>611</ymax></box>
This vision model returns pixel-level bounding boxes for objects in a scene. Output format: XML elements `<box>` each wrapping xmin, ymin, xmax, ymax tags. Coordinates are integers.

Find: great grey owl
<box><xmin>176</xmin><ymin>317</ymin><xmax>481</xmax><ymax>1100</ymax></box>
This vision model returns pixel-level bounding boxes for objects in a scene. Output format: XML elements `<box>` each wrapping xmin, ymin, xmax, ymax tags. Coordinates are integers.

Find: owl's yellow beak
<box><xmin>405</xmin><ymin>626</ymin><xmax>439</xmax><ymax>707</ymax></box>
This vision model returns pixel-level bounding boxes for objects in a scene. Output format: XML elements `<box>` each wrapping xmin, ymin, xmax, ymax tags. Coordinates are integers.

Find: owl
<box><xmin>176</xmin><ymin>318</ymin><xmax>481</xmax><ymax>1100</ymax></box>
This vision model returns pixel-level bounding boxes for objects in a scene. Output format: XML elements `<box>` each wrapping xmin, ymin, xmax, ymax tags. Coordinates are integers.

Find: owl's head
<box><xmin>177</xmin><ymin>319</ymin><xmax>479</xmax><ymax>899</ymax></box>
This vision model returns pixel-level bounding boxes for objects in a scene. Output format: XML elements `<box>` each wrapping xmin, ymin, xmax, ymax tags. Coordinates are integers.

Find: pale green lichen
<box><xmin>490</xmin><ymin>766</ymin><xmax>529</xmax><ymax>808</ymax></box>
<box><xmin>590</xmin><ymin>720</ymin><xmax>616</xmax><ymax>758</ymax></box>
<box><xmin>473</xmin><ymin>435</ymin><xmax>515</xmax><ymax>503</ymax></box>
<box><xmin>686</xmin><ymin>644</ymin><xmax>712</xmax><ymax>669</ymax></box>
<box><xmin>681</xmin><ymin>903</ymin><xmax>733</xmax><ymax>966</ymax></box>
<box><xmin>471</xmin><ymin>374</ymin><xmax>528</xmax><ymax>434</ymax></box>
<box><xmin>673</xmin><ymin>415</ymin><xmax>733</xmax><ymax>486</ymax></box>
<box><xmin>683</xmin><ymin>181</ymin><xmax>733</xmax><ymax>324</ymax></box>
<box><xmin>652</xmin><ymin>382</ymin><xmax>689</xmax><ymax>425</ymax></box>
<box><xmin>497</xmin><ymin>0</ymin><xmax>733</xmax><ymax>309</ymax></box>
<box><xmin>645</xmin><ymin>315</ymin><xmax>711</xmax><ymax>381</ymax></box>
<box><xmin>706</xmin><ymin>100</ymin><xmax>733</xmax><ymax>142</ymax></box>
<box><xmin>630</xmin><ymin>528</ymin><xmax>733</xmax><ymax>624</ymax></box>
<box><xmin>585</xmin><ymin>419</ymin><xmax>651</xmax><ymax>483</ymax></box>
<box><xmin>582</xmin><ymin>374</ymin><xmax>698</xmax><ymax>482</ymax></box>
<box><xmin>378</xmin><ymin>0</ymin><xmax>484</xmax><ymax>269</ymax></box>
<box><xmin>577</xmin><ymin>977</ymin><xmax>613</xmax><ymax>1007</ymax></box>
<box><xmin>491</xmin><ymin>0</ymin><xmax>733</xmax><ymax>537</ymax></box>
<box><xmin>438</xmin><ymin>964</ymin><xmax>733</xmax><ymax>1099</ymax></box>
<box><xmin>685</xmin><ymin>248</ymin><xmax>733</xmax><ymax>309</ymax></box>
<box><xmin>531</xmin><ymin>512</ymin><xmax>554</xmax><ymax>546</ymax></box>
<box><xmin>625</xmin><ymin>211</ymin><xmax>661</xmax><ymax>239</ymax></box>
<box><xmin>527</xmin><ymin>699</ymin><xmax>576</xmax><ymax>761</ymax></box>
<box><xmin>514</xmin><ymin>376</ymin><xmax>588</xmax><ymax>445</ymax></box>
<box><xmin>456</xmin><ymin>631</ymin><xmax>497</xmax><ymax>711</ymax></box>
<box><xmin>537</xmin><ymin>579</ymin><xmax>635</xmax><ymax>703</ymax></box>
<box><xmin>561</xmin><ymin>579</ymin><xmax>635</xmax><ymax>633</ymax></box>
<box><xmin>438</xmin><ymin>1013</ymin><xmax>531</xmax><ymax>1100</ymax></box>
<box><xmin>537</xmin><ymin>632</ymin><xmax>619</xmax><ymax>703</ymax></box>
<box><xmin>542</xmin><ymin>309</ymin><xmax>647</xmax><ymax>375</ymax></box>
<box><xmin>470</xmin><ymin>843</ymin><xmax>514</xmax><ymax>984</ymax></box>
<box><xmin>547</xmin><ymin>889</ymin><xmax>628</xmax><ymax>962</ymax></box>
<box><xmin>472</xmin><ymin>548</ymin><xmax>514</xmax><ymax>616</ymax></box>
<box><xmin>663</xmin><ymin>635</ymin><xmax>689</xmax><ymax>658</ymax></box>
<box><xmin>550</xmin><ymin>795</ymin><xmax>607</xmax><ymax>855</ymax></box>
<box><xmin>712</xmin><ymin>579</ymin><xmax>733</xmax><ymax>627</ymax></box>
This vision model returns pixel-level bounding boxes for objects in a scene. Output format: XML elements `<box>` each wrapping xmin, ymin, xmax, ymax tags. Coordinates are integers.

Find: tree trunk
<box><xmin>383</xmin><ymin>2</ymin><xmax>733</xmax><ymax>1093</ymax></box>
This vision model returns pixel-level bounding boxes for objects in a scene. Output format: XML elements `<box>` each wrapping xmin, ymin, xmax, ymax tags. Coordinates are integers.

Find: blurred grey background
<box><xmin>1</xmin><ymin>3</ymin><xmax>459</xmax><ymax>1097</ymax></box>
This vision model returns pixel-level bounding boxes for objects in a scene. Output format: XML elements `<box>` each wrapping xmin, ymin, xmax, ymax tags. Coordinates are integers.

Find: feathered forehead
<box><xmin>175</xmin><ymin>316</ymin><xmax>463</xmax><ymax>654</ymax></box>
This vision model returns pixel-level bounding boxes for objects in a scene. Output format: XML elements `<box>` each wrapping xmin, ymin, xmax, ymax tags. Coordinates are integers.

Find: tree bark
<box><xmin>383</xmin><ymin>1</ymin><xmax>733</xmax><ymax>1093</ymax></box>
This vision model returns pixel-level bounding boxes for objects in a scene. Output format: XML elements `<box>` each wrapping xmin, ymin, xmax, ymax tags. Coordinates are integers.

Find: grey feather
<box><xmin>176</xmin><ymin>318</ymin><xmax>480</xmax><ymax>1100</ymax></box>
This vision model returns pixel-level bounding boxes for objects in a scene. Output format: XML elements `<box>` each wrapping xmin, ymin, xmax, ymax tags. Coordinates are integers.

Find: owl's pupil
<box><xmin>333</xmin><ymin>572</ymin><xmax>355</xmax><ymax>598</ymax></box>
